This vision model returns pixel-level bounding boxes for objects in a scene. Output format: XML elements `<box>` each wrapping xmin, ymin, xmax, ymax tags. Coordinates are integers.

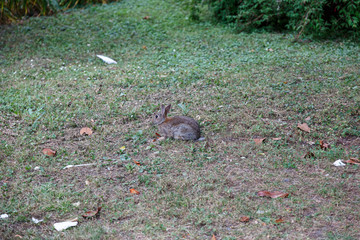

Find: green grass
<box><xmin>0</xmin><ymin>0</ymin><xmax>359</xmax><ymax>239</ymax></box>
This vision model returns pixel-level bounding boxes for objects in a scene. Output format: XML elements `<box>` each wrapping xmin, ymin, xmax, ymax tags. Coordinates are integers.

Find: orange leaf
<box><xmin>130</xmin><ymin>189</ymin><xmax>140</xmax><ymax>195</ymax></box>
<box><xmin>82</xmin><ymin>207</ymin><xmax>102</xmax><ymax>218</ymax></box>
<box><xmin>211</xmin><ymin>234</ymin><xmax>216</xmax><ymax>240</ymax></box>
<box><xmin>42</xmin><ymin>148</ymin><xmax>56</xmax><ymax>157</ymax></box>
<box><xmin>254</xmin><ymin>138</ymin><xmax>266</xmax><ymax>145</ymax></box>
<box><xmin>240</xmin><ymin>216</ymin><xmax>250</xmax><ymax>222</ymax></box>
<box><xmin>272</xmin><ymin>137</ymin><xmax>282</xmax><ymax>141</ymax></box>
<box><xmin>142</xmin><ymin>45</ymin><xmax>147</xmax><ymax>50</ymax></box>
<box><xmin>319</xmin><ymin>140</ymin><xmax>330</xmax><ymax>150</ymax></box>
<box><xmin>133</xmin><ymin>160</ymin><xmax>141</xmax><ymax>166</ymax></box>
<box><xmin>258</xmin><ymin>191</ymin><xmax>289</xmax><ymax>198</ymax></box>
<box><xmin>80</xmin><ymin>127</ymin><xmax>93</xmax><ymax>136</ymax></box>
<box><xmin>275</xmin><ymin>218</ymin><xmax>284</xmax><ymax>223</ymax></box>
<box><xmin>155</xmin><ymin>132</ymin><xmax>161</xmax><ymax>137</ymax></box>
<box><xmin>297</xmin><ymin>123</ymin><xmax>310</xmax><ymax>133</ymax></box>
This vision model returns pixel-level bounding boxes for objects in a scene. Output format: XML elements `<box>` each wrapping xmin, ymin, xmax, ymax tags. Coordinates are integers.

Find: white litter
<box><xmin>53</xmin><ymin>221</ymin><xmax>78</xmax><ymax>231</ymax></box>
<box><xmin>72</xmin><ymin>201</ymin><xmax>81</xmax><ymax>207</ymax></box>
<box><xmin>333</xmin><ymin>159</ymin><xmax>346</xmax><ymax>167</ymax></box>
<box><xmin>1</xmin><ymin>214</ymin><xmax>9</xmax><ymax>219</ymax></box>
<box><xmin>32</xmin><ymin>217</ymin><xmax>43</xmax><ymax>224</ymax></box>
<box><xmin>96</xmin><ymin>55</ymin><xmax>117</xmax><ymax>64</ymax></box>
<box><xmin>34</xmin><ymin>166</ymin><xmax>41</xmax><ymax>170</ymax></box>
<box><xmin>63</xmin><ymin>163</ymin><xmax>96</xmax><ymax>169</ymax></box>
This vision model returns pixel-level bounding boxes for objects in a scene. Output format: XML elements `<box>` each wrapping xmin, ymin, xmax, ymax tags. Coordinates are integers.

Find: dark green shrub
<box><xmin>193</xmin><ymin>0</ymin><xmax>360</xmax><ymax>38</ymax></box>
<box><xmin>0</xmin><ymin>0</ymin><xmax>120</xmax><ymax>24</ymax></box>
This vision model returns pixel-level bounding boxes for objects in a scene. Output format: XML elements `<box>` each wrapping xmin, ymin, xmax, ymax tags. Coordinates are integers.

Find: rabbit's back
<box><xmin>160</xmin><ymin>116</ymin><xmax>200</xmax><ymax>140</ymax></box>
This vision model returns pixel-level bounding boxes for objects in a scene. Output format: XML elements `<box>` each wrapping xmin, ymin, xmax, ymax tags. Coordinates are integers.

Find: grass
<box><xmin>0</xmin><ymin>0</ymin><xmax>359</xmax><ymax>239</ymax></box>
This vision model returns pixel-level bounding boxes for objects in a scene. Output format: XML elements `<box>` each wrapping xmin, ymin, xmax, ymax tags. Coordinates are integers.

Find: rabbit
<box><xmin>153</xmin><ymin>104</ymin><xmax>201</xmax><ymax>140</ymax></box>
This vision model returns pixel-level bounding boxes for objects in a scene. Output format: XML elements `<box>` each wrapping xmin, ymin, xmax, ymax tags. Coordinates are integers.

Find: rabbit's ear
<box><xmin>161</xmin><ymin>105</ymin><xmax>166</xmax><ymax>115</ymax></box>
<box><xmin>164</xmin><ymin>104</ymin><xmax>171</xmax><ymax>117</ymax></box>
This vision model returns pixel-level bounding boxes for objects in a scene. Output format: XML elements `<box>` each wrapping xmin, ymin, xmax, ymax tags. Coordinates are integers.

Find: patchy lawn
<box><xmin>0</xmin><ymin>0</ymin><xmax>359</xmax><ymax>239</ymax></box>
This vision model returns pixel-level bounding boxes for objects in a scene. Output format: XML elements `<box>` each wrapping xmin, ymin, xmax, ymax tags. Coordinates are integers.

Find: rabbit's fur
<box><xmin>153</xmin><ymin>104</ymin><xmax>201</xmax><ymax>140</ymax></box>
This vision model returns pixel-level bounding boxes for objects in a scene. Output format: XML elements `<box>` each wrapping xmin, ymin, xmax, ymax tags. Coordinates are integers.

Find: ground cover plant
<box><xmin>0</xmin><ymin>0</ymin><xmax>359</xmax><ymax>239</ymax></box>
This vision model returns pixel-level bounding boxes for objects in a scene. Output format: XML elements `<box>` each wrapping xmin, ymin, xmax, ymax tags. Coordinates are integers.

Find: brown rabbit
<box><xmin>153</xmin><ymin>104</ymin><xmax>201</xmax><ymax>140</ymax></box>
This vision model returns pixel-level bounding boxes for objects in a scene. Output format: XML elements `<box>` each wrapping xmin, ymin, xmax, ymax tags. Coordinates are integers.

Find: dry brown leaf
<box><xmin>80</xmin><ymin>127</ymin><xmax>93</xmax><ymax>136</ymax></box>
<box><xmin>240</xmin><ymin>216</ymin><xmax>250</xmax><ymax>222</ymax></box>
<box><xmin>143</xmin><ymin>16</ymin><xmax>150</xmax><ymax>19</ymax></box>
<box><xmin>254</xmin><ymin>138</ymin><xmax>266</xmax><ymax>145</ymax></box>
<box><xmin>258</xmin><ymin>191</ymin><xmax>289</xmax><ymax>198</ymax></box>
<box><xmin>272</xmin><ymin>137</ymin><xmax>282</xmax><ymax>141</ymax></box>
<box><xmin>302</xmin><ymin>151</ymin><xmax>315</xmax><ymax>158</ymax></box>
<box><xmin>130</xmin><ymin>188</ymin><xmax>140</xmax><ymax>195</ymax></box>
<box><xmin>14</xmin><ymin>235</ymin><xmax>23</xmax><ymax>239</ymax></box>
<box><xmin>319</xmin><ymin>140</ymin><xmax>330</xmax><ymax>150</ymax></box>
<box><xmin>133</xmin><ymin>160</ymin><xmax>141</xmax><ymax>166</ymax></box>
<box><xmin>275</xmin><ymin>218</ymin><xmax>284</xmax><ymax>223</ymax></box>
<box><xmin>82</xmin><ymin>207</ymin><xmax>102</xmax><ymax>218</ymax></box>
<box><xmin>305</xmin><ymin>116</ymin><xmax>311</xmax><ymax>121</ymax></box>
<box><xmin>142</xmin><ymin>45</ymin><xmax>147</xmax><ymax>50</ymax></box>
<box><xmin>42</xmin><ymin>148</ymin><xmax>56</xmax><ymax>157</ymax></box>
<box><xmin>297</xmin><ymin>123</ymin><xmax>310</xmax><ymax>133</ymax></box>
<box><xmin>350</xmin><ymin>157</ymin><xmax>360</xmax><ymax>163</ymax></box>
<box><xmin>343</xmin><ymin>159</ymin><xmax>360</xmax><ymax>165</ymax></box>
<box><xmin>211</xmin><ymin>234</ymin><xmax>217</xmax><ymax>240</ymax></box>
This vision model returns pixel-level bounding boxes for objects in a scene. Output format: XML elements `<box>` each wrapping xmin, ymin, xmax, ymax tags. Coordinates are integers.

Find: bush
<box><xmin>193</xmin><ymin>0</ymin><xmax>360</xmax><ymax>38</ymax></box>
<box><xmin>0</xmin><ymin>0</ymin><xmax>119</xmax><ymax>24</ymax></box>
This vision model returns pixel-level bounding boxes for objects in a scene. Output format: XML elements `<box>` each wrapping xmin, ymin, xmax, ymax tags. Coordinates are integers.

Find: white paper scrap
<box><xmin>32</xmin><ymin>217</ymin><xmax>43</xmax><ymax>224</ymax></box>
<box><xmin>53</xmin><ymin>221</ymin><xmax>78</xmax><ymax>231</ymax></box>
<box><xmin>96</xmin><ymin>55</ymin><xmax>117</xmax><ymax>64</ymax></box>
<box><xmin>333</xmin><ymin>159</ymin><xmax>346</xmax><ymax>167</ymax></box>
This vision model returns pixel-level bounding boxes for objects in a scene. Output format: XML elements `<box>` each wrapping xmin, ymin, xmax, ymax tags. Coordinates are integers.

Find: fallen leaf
<box><xmin>254</xmin><ymin>138</ymin><xmax>266</xmax><ymax>145</ymax></box>
<box><xmin>142</xmin><ymin>45</ymin><xmax>147</xmax><ymax>50</ymax></box>
<box><xmin>211</xmin><ymin>234</ymin><xmax>216</xmax><ymax>240</ymax></box>
<box><xmin>53</xmin><ymin>221</ymin><xmax>78</xmax><ymax>231</ymax></box>
<box><xmin>155</xmin><ymin>133</ymin><xmax>161</xmax><ymax>137</ymax></box>
<box><xmin>133</xmin><ymin>160</ymin><xmax>141</xmax><ymax>166</ymax></box>
<box><xmin>96</xmin><ymin>55</ymin><xmax>117</xmax><ymax>64</ymax></box>
<box><xmin>297</xmin><ymin>123</ymin><xmax>310</xmax><ymax>133</ymax></box>
<box><xmin>240</xmin><ymin>216</ymin><xmax>250</xmax><ymax>222</ymax></box>
<box><xmin>275</xmin><ymin>218</ymin><xmax>284</xmax><ymax>223</ymax></box>
<box><xmin>350</xmin><ymin>157</ymin><xmax>360</xmax><ymax>163</ymax></box>
<box><xmin>305</xmin><ymin>116</ymin><xmax>311</xmax><ymax>121</ymax></box>
<box><xmin>267</xmin><ymin>48</ymin><xmax>274</xmax><ymax>52</ymax></box>
<box><xmin>283</xmin><ymin>81</ymin><xmax>288</xmax><ymax>84</ymax></box>
<box><xmin>343</xmin><ymin>159</ymin><xmax>360</xmax><ymax>165</ymax></box>
<box><xmin>272</xmin><ymin>137</ymin><xmax>282</xmax><ymax>141</ymax></box>
<box><xmin>302</xmin><ymin>151</ymin><xmax>315</xmax><ymax>158</ymax></box>
<box><xmin>119</xmin><ymin>146</ymin><xmax>126</xmax><ymax>152</ymax></box>
<box><xmin>258</xmin><ymin>191</ymin><xmax>289</xmax><ymax>198</ymax></box>
<box><xmin>130</xmin><ymin>188</ymin><xmax>140</xmax><ymax>195</ymax></box>
<box><xmin>80</xmin><ymin>127</ymin><xmax>93</xmax><ymax>136</ymax></box>
<box><xmin>143</xmin><ymin>16</ymin><xmax>150</xmax><ymax>19</ymax></box>
<box><xmin>14</xmin><ymin>235</ymin><xmax>23</xmax><ymax>239</ymax></box>
<box><xmin>319</xmin><ymin>140</ymin><xmax>330</xmax><ymax>150</ymax></box>
<box><xmin>42</xmin><ymin>148</ymin><xmax>56</xmax><ymax>157</ymax></box>
<box><xmin>82</xmin><ymin>207</ymin><xmax>102</xmax><ymax>218</ymax></box>
<box><xmin>333</xmin><ymin>159</ymin><xmax>345</xmax><ymax>167</ymax></box>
